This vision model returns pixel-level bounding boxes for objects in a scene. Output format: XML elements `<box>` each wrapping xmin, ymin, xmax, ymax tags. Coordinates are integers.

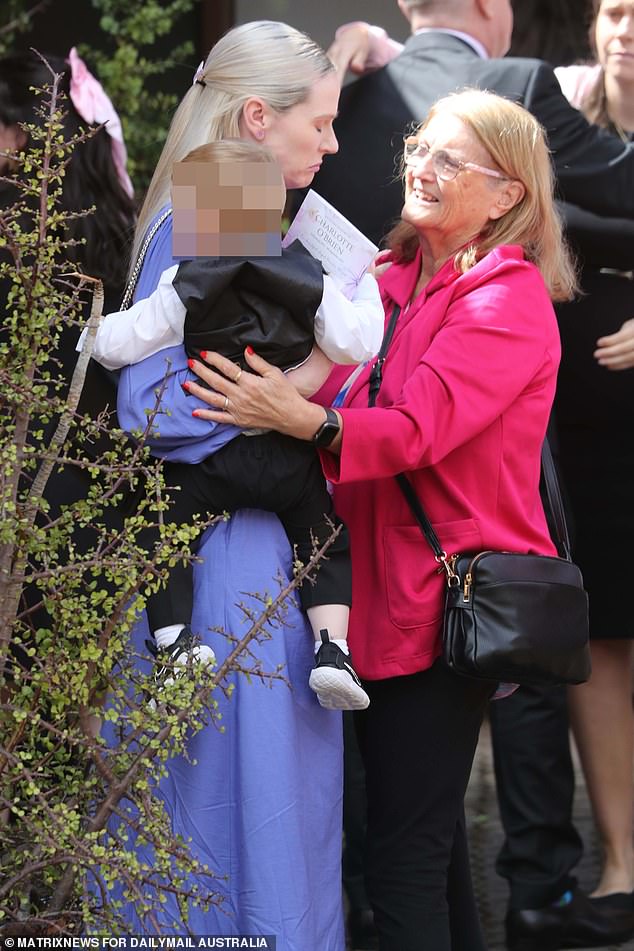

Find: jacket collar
<box><xmin>381</xmin><ymin>248</ymin><xmax>462</xmax><ymax>310</ymax></box>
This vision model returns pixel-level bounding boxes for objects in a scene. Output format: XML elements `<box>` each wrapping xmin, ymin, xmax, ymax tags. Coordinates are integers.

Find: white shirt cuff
<box><xmin>314</xmin><ymin>273</ymin><xmax>384</xmax><ymax>364</ymax></box>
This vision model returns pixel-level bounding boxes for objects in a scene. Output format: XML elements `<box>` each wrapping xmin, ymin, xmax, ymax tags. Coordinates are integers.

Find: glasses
<box><xmin>403</xmin><ymin>137</ymin><xmax>507</xmax><ymax>182</ymax></box>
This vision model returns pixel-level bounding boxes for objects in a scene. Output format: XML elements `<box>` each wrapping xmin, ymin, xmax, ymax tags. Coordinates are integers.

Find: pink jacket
<box><xmin>318</xmin><ymin>246</ymin><xmax>560</xmax><ymax>680</ymax></box>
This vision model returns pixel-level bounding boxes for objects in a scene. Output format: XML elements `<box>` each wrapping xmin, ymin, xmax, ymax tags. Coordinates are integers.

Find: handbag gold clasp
<box><xmin>436</xmin><ymin>551</ymin><xmax>460</xmax><ymax>587</ymax></box>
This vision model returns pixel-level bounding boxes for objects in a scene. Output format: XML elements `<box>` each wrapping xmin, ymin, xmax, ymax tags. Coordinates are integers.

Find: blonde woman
<box><xmin>111</xmin><ymin>21</ymin><xmax>349</xmax><ymax>945</ymax></box>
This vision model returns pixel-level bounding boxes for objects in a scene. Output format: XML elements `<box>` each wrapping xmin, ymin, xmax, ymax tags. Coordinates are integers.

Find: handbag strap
<box><xmin>540</xmin><ymin>437</ymin><xmax>572</xmax><ymax>561</ymax></box>
<box><xmin>395</xmin><ymin>443</ymin><xmax>572</xmax><ymax>568</ymax></box>
<box><xmin>368</xmin><ymin>304</ymin><xmax>401</xmax><ymax>408</ymax></box>
<box><xmin>367</xmin><ymin>301</ymin><xmax>572</xmax><ymax>565</ymax></box>
<box><xmin>395</xmin><ymin>470</ymin><xmax>448</xmax><ymax>560</ymax></box>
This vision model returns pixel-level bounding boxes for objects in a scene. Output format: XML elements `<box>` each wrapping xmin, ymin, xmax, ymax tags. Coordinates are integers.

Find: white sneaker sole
<box><xmin>309</xmin><ymin>667</ymin><xmax>370</xmax><ymax>711</ymax></box>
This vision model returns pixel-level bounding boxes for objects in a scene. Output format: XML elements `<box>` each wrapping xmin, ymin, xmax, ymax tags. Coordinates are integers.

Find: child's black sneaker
<box><xmin>309</xmin><ymin>629</ymin><xmax>370</xmax><ymax>711</ymax></box>
<box><xmin>146</xmin><ymin>625</ymin><xmax>215</xmax><ymax>709</ymax></box>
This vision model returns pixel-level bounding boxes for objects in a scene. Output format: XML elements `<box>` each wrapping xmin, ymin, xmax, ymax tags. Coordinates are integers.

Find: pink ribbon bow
<box><xmin>67</xmin><ymin>46</ymin><xmax>134</xmax><ymax>198</ymax></box>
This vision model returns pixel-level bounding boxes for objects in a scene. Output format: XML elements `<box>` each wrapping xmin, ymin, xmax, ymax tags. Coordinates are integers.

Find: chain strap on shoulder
<box><xmin>120</xmin><ymin>207</ymin><xmax>173</xmax><ymax>310</ymax></box>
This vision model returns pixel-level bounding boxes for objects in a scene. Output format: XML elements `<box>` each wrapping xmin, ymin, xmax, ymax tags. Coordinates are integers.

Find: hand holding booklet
<box><xmin>282</xmin><ymin>190</ymin><xmax>379</xmax><ymax>299</ymax></box>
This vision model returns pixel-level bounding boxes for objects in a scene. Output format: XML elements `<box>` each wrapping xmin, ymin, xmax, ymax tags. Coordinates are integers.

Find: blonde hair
<box><xmin>131</xmin><ymin>20</ymin><xmax>334</xmax><ymax>273</ymax></box>
<box><xmin>179</xmin><ymin>138</ymin><xmax>277</xmax><ymax>167</ymax></box>
<box><xmin>388</xmin><ymin>89</ymin><xmax>578</xmax><ymax>301</ymax></box>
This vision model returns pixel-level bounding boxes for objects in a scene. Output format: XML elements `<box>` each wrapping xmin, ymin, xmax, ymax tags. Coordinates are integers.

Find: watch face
<box><xmin>313</xmin><ymin>410</ymin><xmax>340</xmax><ymax>447</ymax></box>
<box><xmin>315</xmin><ymin>423</ymin><xmax>338</xmax><ymax>447</ymax></box>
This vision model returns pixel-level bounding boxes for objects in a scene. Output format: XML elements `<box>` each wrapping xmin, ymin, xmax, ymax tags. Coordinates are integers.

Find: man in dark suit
<box><xmin>315</xmin><ymin>0</ymin><xmax>634</xmax><ymax>247</ymax></box>
<box><xmin>312</xmin><ymin>2</ymin><xmax>634</xmax><ymax>950</ymax></box>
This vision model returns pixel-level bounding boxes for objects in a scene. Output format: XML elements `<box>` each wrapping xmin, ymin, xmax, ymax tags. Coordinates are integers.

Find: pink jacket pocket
<box><xmin>383</xmin><ymin>518</ymin><xmax>482</xmax><ymax>629</ymax></box>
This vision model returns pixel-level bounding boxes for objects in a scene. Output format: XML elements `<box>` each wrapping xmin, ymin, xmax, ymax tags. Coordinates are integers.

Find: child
<box><xmin>91</xmin><ymin>139</ymin><xmax>384</xmax><ymax>710</ymax></box>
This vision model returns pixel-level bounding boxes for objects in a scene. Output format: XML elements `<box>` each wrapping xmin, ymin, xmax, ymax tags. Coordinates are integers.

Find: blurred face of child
<box><xmin>595</xmin><ymin>0</ymin><xmax>634</xmax><ymax>83</ymax></box>
<box><xmin>172</xmin><ymin>158</ymin><xmax>286</xmax><ymax>258</ymax></box>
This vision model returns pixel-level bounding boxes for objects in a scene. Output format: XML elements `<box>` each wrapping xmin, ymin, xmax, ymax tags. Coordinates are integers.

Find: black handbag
<box><xmin>395</xmin><ymin>457</ymin><xmax>591</xmax><ymax>686</ymax></box>
<box><xmin>368</xmin><ymin>304</ymin><xmax>591</xmax><ymax>687</ymax></box>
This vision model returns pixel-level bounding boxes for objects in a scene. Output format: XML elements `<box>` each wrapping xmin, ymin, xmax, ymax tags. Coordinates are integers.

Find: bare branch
<box><xmin>0</xmin><ymin>2</ymin><xmax>51</xmax><ymax>39</ymax></box>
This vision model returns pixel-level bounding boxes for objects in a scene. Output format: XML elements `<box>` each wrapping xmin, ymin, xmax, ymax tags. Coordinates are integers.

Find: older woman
<box><xmin>187</xmin><ymin>89</ymin><xmax>577</xmax><ymax>950</ymax></box>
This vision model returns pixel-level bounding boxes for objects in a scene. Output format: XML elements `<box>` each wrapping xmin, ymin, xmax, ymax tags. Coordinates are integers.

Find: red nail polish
<box><xmin>200</xmin><ymin>350</ymin><xmax>208</xmax><ymax>360</ymax></box>
<box><xmin>181</xmin><ymin>380</ymin><xmax>190</xmax><ymax>391</ymax></box>
<box><xmin>245</xmin><ymin>345</ymin><xmax>254</xmax><ymax>355</ymax></box>
<box><xmin>192</xmin><ymin>410</ymin><xmax>200</xmax><ymax>418</ymax></box>
<box><xmin>187</xmin><ymin>358</ymin><xmax>195</xmax><ymax>369</ymax></box>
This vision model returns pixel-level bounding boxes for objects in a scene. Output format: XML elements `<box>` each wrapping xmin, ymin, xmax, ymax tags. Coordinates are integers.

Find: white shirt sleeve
<box><xmin>82</xmin><ymin>264</ymin><xmax>186</xmax><ymax>370</ymax></box>
<box><xmin>314</xmin><ymin>272</ymin><xmax>384</xmax><ymax>365</ymax></box>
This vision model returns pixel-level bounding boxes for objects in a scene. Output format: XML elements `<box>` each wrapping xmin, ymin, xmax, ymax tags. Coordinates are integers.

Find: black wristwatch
<box><xmin>312</xmin><ymin>408</ymin><xmax>340</xmax><ymax>448</ymax></box>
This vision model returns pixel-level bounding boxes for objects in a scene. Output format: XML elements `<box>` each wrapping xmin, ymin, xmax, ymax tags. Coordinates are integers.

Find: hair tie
<box><xmin>67</xmin><ymin>46</ymin><xmax>134</xmax><ymax>198</ymax></box>
<box><xmin>192</xmin><ymin>60</ymin><xmax>206</xmax><ymax>87</ymax></box>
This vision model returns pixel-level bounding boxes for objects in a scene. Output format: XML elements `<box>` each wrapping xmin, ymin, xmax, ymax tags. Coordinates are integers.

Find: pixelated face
<box><xmin>172</xmin><ymin>158</ymin><xmax>286</xmax><ymax>257</ymax></box>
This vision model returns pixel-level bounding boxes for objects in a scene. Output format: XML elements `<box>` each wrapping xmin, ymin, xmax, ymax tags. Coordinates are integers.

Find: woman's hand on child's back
<box><xmin>188</xmin><ymin>348</ymin><xmax>327</xmax><ymax>441</ymax></box>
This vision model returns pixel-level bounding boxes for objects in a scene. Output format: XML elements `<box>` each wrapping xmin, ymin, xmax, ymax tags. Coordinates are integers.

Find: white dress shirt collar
<box><xmin>413</xmin><ymin>27</ymin><xmax>489</xmax><ymax>60</ymax></box>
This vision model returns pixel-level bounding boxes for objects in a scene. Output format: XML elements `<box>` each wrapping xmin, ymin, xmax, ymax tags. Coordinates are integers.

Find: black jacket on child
<box><xmin>174</xmin><ymin>242</ymin><xmax>324</xmax><ymax>372</ymax></box>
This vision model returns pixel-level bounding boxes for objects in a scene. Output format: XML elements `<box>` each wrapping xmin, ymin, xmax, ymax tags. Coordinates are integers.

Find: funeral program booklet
<box><xmin>282</xmin><ymin>190</ymin><xmax>379</xmax><ymax>299</ymax></box>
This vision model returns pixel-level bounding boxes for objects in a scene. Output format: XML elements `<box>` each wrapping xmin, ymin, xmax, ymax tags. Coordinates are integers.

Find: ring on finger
<box><xmin>223</xmin><ymin>395</ymin><xmax>230</xmax><ymax>411</ymax></box>
<box><xmin>234</xmin><ymin>368</ymin><xmax>242</xmax><ymax>384</ymax></box>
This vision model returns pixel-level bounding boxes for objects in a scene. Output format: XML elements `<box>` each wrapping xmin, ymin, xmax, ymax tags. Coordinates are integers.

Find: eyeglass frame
<box><xmin>403</xmin><ymin>136</ymin><xmax>508</xmax><ymax>182</ymax></box>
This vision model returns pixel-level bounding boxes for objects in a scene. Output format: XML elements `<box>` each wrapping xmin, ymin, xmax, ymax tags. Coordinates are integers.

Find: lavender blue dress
<box><xmin>110</xmin><ymin>211</ymin><xmax>345</xmax><ymax>948</ymax></box>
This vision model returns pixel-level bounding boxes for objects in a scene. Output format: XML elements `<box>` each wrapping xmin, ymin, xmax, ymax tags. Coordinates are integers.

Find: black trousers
<box><xmin>342</xmin><ymin>711</ymin><xmax>369</xmax><ymax>914</ymax></box>
<box><xmin>140</xmin><ymin>431</ymin><xmax>351</xmax><ymax>633</ymax></box>
<box><xmin>344</xmin><ymin>682</ymin><xmax>582</xmax><ymax>930</ymax></box>
<box><xmin>354</xmin><ymin>660</ymin><xmax>493</xmax><ymax>951</ymax></box>
<box><xmin>489</xmin><ymin>682</ymin><xmax>582</xmax><ymax>909</ymax></box>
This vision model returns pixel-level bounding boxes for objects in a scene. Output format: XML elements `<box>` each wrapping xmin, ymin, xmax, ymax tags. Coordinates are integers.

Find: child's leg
<box><xmin>149</xmin><ymin>444</ymin><xmax>262</xmax><ymax>652</ymax></box>
<box><xmin>136</xmin><ymin>460</ymin><xmax>224</xmax><ymax>678</ymax></box>
<box><xmin>251</xmin><ymin>433</ymin><xmax>369</xmax><ymax>711</ymax></box>
<box><xmin>306</xmin><ymin>604</ymin><xmax>350</xmax><ymax>647</ymax></box>
<box><xmin>136</xmin><ymin>461</ymin><xmax>200</xmax><ymax>641</ymax></box>
<box><xmin>201</xmin><ymin>433</ymin><xmax>355</xmax><ymax>640</ymax></box>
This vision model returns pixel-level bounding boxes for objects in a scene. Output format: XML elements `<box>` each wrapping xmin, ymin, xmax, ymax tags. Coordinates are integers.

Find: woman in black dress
<box><xmin>553</xmin><ymin>0</ymin><xmax>634</xmax><ymax>909</ymax></box>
